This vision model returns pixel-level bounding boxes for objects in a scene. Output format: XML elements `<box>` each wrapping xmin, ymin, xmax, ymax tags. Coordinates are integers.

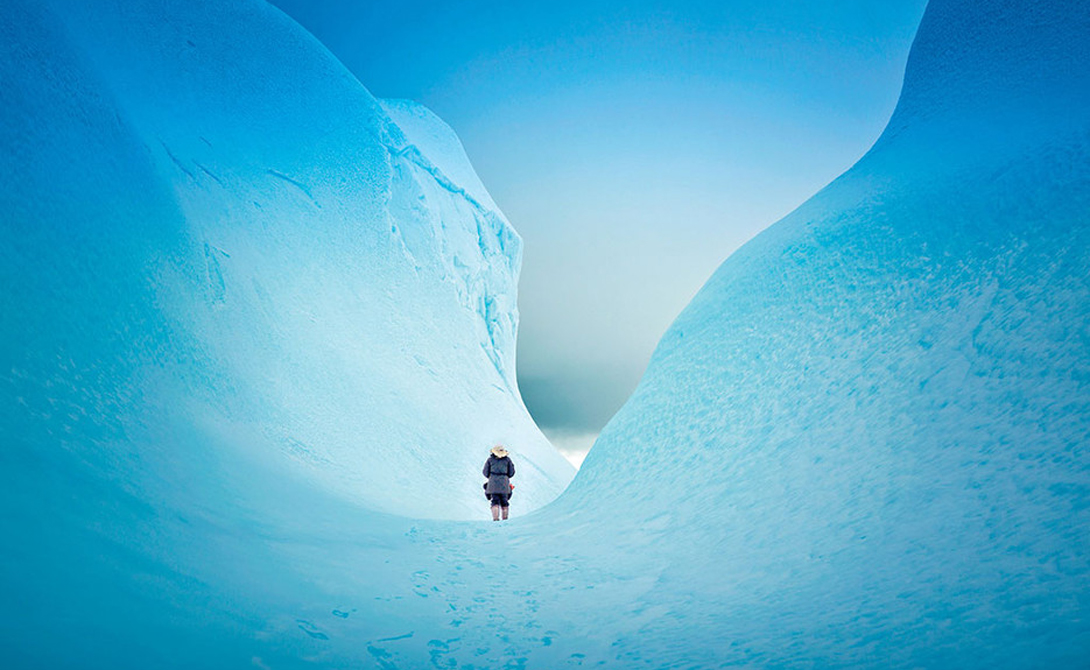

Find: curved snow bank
<box><xmin>553</xmin><ymin>0</ymin><xmax>1090</xmax><ymax>665</ymax></box>
<box><xmin>0</xmin><ymin>0</ymin><xmax>571</xmax><ymax>527</ymax></box>
<box><xmin>1</xmin><ymin>1</ymin><xmax>576</xmax><ymax>660</ymax></box>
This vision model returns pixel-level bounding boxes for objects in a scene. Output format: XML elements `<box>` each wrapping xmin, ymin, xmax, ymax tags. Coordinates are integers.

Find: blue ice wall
<box><xmin>0</xmin><ymin>0</ymin><xmax>571</xmax><ymax>524</ymax></box>
<box><xmin>1</xmin><ymin>1</ymin><xmax>573</xmax><ymax>664</ymax></box>
<box><xmin>557</xmin><ymin>0</ymin><xmax>1090</xmax><ymax>665</ymax></box>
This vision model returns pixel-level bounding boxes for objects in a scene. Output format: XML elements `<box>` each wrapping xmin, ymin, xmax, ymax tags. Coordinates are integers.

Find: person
<box><xmin>482</xmin><ymin>445</ymin><xmax>515</xmax><ymax>521</ymax></box>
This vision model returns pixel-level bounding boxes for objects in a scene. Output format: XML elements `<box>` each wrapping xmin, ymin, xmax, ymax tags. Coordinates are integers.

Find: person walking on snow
<box><xmin>483</xmin><ymin>445</ymin><xmax>515</xmax><ymax>521</ymax></box>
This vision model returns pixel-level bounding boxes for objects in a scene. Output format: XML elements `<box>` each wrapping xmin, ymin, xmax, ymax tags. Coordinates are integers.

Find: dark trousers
<box><xmin>489</xmin><ymin>493</ymin><xmax>510</xmax><ymax>508</ymax></box>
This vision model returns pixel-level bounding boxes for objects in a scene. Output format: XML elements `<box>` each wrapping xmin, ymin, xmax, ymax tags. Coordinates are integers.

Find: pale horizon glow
<box><xmin>551</xmin><ymin>430</ymin><xmax>599</xmax><ymax>469</ymax></box>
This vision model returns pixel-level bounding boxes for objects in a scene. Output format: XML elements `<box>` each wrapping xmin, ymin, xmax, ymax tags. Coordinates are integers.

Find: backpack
<box><xmin>483</xmin><ymin>482</ymin><xmax>515</xmax><ymax>499</ymax></box>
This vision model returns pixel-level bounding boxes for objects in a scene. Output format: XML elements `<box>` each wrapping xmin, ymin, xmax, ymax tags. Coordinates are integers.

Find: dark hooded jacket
<box><xmin>483</xmin><ymin>454</ymin><xmax>515</xmax><ymax>495</ymax></box>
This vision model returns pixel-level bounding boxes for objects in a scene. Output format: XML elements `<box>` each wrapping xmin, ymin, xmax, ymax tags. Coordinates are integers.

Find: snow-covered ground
<box><xmin>2</xmin><ymin>0</ymin><xmax>1088</xmax><ymax>668</ymax></box>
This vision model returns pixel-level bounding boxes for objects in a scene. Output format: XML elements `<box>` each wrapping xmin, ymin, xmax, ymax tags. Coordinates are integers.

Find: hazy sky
<box><xmin>270</xmin><ymin>0</ymin><xmax>928</xmax><ymax>464</ymax></box>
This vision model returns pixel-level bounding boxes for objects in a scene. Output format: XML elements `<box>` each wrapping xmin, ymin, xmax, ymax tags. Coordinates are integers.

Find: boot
<box><xmin>491</xmin><ymin>505</ymin><xmax>500</xmax><ymax>521</ymax></box>
<box><xmin>501</xmin><ymin>506</ymin><xmax>509</xmax><ymax>521</ymax></box>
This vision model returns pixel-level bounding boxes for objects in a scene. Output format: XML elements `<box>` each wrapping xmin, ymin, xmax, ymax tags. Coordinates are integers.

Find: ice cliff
<box><xmin>2</xmin><ymin>1</ymin><xmax>576</xmax><ymax>662</ymax></box>
<box><xmin>0</xmin><ymin>0</ymin><xmax>572</xmax><ymax>526</ymax></box>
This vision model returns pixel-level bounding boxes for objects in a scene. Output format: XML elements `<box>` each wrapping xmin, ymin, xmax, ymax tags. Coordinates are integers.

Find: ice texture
<box><xmin>0</xmin><ymin>0</ymin><xmax>571</xmax><ymax>525</ymax></box>
<box><xmin>554</xmin><ymin>0</ymin><xmax>1090</xmax><ymax>665</ymax></box>
<box><xmin>1</xmin><ymin>0</ymin><xmax>573</xmax><ymax>664</ymax></box>
<box><xmin>2</xmin><ymin>0</ymin><xmax>1088</xmax><ymax>667</ymax></box>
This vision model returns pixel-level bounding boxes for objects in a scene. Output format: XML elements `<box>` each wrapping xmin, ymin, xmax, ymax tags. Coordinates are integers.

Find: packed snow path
<box><xmin>3</xmin><ymin>0</ymin><xmax>1090</xmax><ymax>668</ymax></box>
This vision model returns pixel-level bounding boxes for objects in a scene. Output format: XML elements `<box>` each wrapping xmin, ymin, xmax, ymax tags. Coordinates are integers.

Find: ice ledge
<box><xmin>379</xmin><ymin>99</ymin><xmax>523</xmax><ymax>390</ymax></box>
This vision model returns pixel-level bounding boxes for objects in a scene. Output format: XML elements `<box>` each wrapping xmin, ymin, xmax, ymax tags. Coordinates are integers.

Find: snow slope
<box><xmin>547</xmin><ymin>0</ymin><xmax>1090</xmax><ymax>665</ymax></box>
<box><xmin>0</xmin><ymin>0</ymin><xmax>577</xmax><ymax>663</ymax></box>
<box><xmin>0</xmin><ymin>0</ymin><xmax>571</xmax><ymax>524</ymax></box>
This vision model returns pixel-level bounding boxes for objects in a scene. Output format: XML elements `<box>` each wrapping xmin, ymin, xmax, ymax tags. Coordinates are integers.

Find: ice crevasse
<box><xmin>2</xmin><ymin>0</ymin><xmax>1090</xmax><ymax>668</ymax></box>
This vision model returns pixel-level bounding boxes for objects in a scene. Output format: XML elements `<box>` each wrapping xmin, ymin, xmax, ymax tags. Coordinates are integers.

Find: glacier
<box><xmin>1</xmin><ymin>0</ymin><xmax>574</xmax><ymax>665</ymax></box>
<box><xmin>553</xmin><ymin>0</ymin><xmax>1090</xmax><ymax>666</ymax></box>
<box><xmin>2</xmin><ymin>0</ymin><xmax>1089</xmax><ymax>668</ymax></box>
<box><xmin>0</xmin><ymin>0</ymin><xmax>572</xmax><ymax>521</ymax></box>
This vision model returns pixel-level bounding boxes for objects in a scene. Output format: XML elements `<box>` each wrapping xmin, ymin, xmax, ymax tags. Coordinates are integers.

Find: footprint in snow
<box><xmin>295</xmin><ymin>619</ymin><xmax>329</xmax><ymax>640</ymax></box>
